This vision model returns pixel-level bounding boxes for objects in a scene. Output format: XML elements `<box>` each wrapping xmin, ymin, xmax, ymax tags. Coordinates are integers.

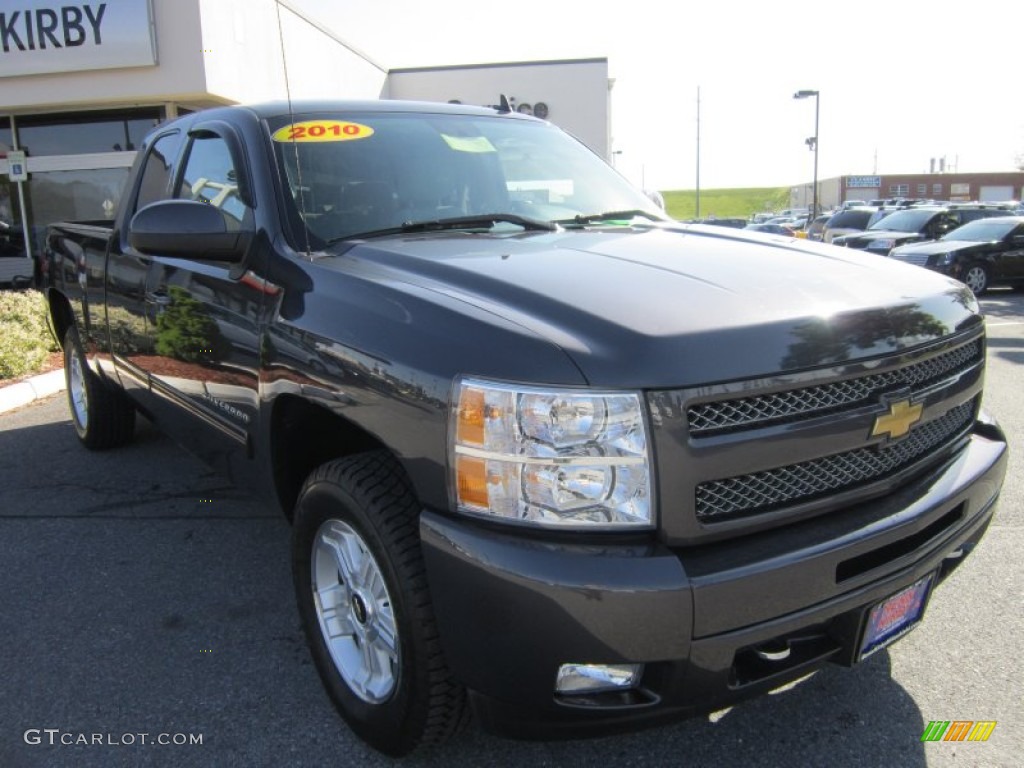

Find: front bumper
<box><xmin>420</xmin><ymin>420</ymin><xmax>1006</xmax><ymax>739</ymax></box>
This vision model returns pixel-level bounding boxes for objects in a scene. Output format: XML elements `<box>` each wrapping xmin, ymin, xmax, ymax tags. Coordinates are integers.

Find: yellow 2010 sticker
<box><xmin>272</xmin><ymin>120</ymin><xmax>374</xmax><ymax>143</ymax></box>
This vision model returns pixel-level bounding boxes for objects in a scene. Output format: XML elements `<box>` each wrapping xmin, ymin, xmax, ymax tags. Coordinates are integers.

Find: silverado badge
<box><xmin>871</xmin><ymin>398</ymin><xmax>923</xmax><ymax>441</ymax></box>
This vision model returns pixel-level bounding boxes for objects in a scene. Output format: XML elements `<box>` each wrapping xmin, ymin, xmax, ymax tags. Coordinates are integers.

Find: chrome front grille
<box><xmin>688</xmin><ymin>338</ymin><xmax>981</xmax><ymax>435</ymax></box>
<box><xmin>695</xmin><ymin>398</ymin><xmax>976</xmax><ymax>521</ymax></box>
<box><xmin>890</xmin><ymin>253</ymin><xmax>931</xmax><ymax>267</ymax></box>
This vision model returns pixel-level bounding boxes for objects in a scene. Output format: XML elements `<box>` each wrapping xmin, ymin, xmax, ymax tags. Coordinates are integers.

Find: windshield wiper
<box><xmin>560</xmin><ymin>209</ymin><xmax>665</xmax><ymax>226</ymax></box>
<box><xmin>331</xmin><ymin>213</ymin><xmax>556</xmax><ymax>243</ymax></box>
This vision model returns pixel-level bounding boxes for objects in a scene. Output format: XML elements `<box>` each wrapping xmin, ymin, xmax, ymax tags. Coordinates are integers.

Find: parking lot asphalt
<box><xmin>1</xmin><ymin>292</ymin><xmax>1021</xmax><ymax>768</ymax></box>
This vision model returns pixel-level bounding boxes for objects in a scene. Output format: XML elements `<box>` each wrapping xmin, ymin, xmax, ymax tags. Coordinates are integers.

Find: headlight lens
<box><xmin>869</xmin><ymin>238</ymin><xmax>896</xmax><ymax>250</ymax></box>
<box><xmin>451</xmin><ymin>378</ymin><xmax>653</xmax><ymax>529</ymax></box>
<box><xmin>935</xmin><ymin>252</ymin><xmax>955</xmax><ymax>266</ymax></box>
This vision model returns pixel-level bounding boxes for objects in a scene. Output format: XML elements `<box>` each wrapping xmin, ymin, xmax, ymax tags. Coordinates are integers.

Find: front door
<box><xmin>141</xmin><ymin>129</ymin><xmax>267</xmax><ymax>465</ymax></box>
<box><xmin>108</xmin><ymin>122</ymin><xmax>269</xmax><ymax>471</ymax></box>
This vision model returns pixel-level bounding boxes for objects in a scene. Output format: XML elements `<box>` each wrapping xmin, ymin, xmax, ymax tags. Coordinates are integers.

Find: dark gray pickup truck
<box><xmin>44</xmin><ymin>100</ymin><xmax>1007</xmax><ymax>756</ymax></box>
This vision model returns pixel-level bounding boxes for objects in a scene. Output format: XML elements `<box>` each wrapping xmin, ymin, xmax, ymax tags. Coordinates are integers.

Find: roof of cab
<box><xmin>230</xmin><ymin>99</ymin><xmax>538</xmax><ymax>120</ymax></box>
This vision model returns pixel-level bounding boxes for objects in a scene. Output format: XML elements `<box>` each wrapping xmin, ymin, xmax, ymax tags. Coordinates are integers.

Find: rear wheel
<box><xmin>63</xmin><ymin>327</ymin><xmax>136</xmax><ymax>449</ymax></box>
<box><xmin>291</xmin><ymin>451</ymin><xmax>467</xmax><ymax>756</ymax></box>
<box><xmin>962</xmin><ymin>263</ymin><xmax>990</xmax><ymax>295</ymax></box>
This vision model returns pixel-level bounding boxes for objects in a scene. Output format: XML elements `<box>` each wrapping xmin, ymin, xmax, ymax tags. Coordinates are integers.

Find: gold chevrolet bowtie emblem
<box><xmin>872</xmin><ymin>399</ymin><xmax>923</xmax><ymax>440</ymax></box>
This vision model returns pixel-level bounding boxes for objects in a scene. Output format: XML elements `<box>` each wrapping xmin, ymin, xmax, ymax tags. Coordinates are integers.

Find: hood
<box><xmin>322</xmin><ymin>225</ymin><xmax>981</xmax><ymax>388</ymax></box>
<box><xmin>892</xmin><ymin>239</ymin><xmax>985</xmax><ymax>255</ymax></box>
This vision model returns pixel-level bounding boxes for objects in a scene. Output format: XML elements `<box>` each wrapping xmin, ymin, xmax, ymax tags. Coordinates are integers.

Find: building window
<box><xmin>15</xmin><ymin>108</ymin><xmax>161</xmax><ymax>156</ymax></box>
<box><xmin>0</xmin><ymin>116</ymin><xmax>13</xmax><ymax>154</ymax></box>
<box><xmin>889</xmin><ymin>183</ymin><xmax>909</xmax><ymax>197</ymax></box>
<box><xmin>917</xmin><ymin>184</ymin><xmax>927</xmax><ymax>196</ymax></box>
<box><xmin>933</xmin><ymin>183</ymin><xmax>943</xmax><ymax>196</ymax></box>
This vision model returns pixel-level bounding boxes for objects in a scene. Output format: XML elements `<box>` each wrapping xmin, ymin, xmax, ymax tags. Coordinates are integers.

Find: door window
<box><xmin>134</xmin><ymin>132</ymin><xmax>184</xmax><ymax>213</ymax></box>
<box><xmin>176</xmin><ymin>136</ymin><xmax>249</xmax><ymax>225</ymax></box>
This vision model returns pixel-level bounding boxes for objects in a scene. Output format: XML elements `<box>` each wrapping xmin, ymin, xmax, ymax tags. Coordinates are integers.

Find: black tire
<box><xmin>291</xmin><ymin>452</ymin><xmax>467</xmax><ymax>756</ymax></box>
<box><xmin>63</xmin><ymin>326</ymin><xmax>136</xmax><ymax>450</ymax></box>
<box><xmin>962</xmin><ymin>263</ymin><xmax>990</xmax><ymax>295</ymax></box>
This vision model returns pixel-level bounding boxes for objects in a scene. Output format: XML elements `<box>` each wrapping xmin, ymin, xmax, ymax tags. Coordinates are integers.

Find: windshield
<box><xmin>941</xmin><ymin>218</ymin><xmax>1020</xmax><ymax>241</ymax></box>
<box><xmin>867</xmin><ymin>209</ymin><xmax>935</xmax><ymax>232</ymax></box>
<box><xmin>267</xmin><ymin>110</ymin><xmax>665</xmax><ymax>246</ymax></box>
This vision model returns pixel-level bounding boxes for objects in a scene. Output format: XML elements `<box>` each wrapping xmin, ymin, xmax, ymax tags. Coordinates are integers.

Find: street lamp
<box><xmin>793</xmin><ymin>89</ymin><xmax>819</xmax><ymax>218</ymax></box>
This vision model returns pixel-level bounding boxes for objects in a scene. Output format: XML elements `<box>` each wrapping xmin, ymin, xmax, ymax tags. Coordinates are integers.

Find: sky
<box><xmin>292</xmin><ymin>0</ymin><xmax>1024</xmax><ymax>193</ymax></box>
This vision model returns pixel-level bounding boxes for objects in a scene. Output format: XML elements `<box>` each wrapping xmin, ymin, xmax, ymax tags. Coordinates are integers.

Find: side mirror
<box><xmin>129</xmin><ymin>200</ymin><xmax>251</xmax><ymax>263</ymax></box>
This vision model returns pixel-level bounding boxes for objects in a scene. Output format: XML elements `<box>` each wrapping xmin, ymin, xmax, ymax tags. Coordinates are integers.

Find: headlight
<box><xmin>450</xmin><ymin>378</ymin><xmax>653</xmax><ymax>529</ymax></box>
<box><xmin>935</xmin><ymin>252</ymin><xmax>955</xmax><ymax>266</ymax></box>
<box><xmin>869</xmin><ymin>239</ymin><xmax>896</xmax><ymax>250</ymax></box>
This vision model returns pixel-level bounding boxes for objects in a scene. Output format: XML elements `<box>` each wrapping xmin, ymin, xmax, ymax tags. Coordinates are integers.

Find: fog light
<box><xmin>555</xmin><ymin>663</ymin><xmax>642</xmax><ymax>694</ymax></box>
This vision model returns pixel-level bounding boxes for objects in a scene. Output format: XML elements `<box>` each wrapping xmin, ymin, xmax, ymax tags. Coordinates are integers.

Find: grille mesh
<box><xmin>688</xmin><ymin>339</ymin><xmax>981</xmax><ymax>435</ymax></box>
<box><xmin>889</xmin><ymin>253</ymin><xmax>930</xmax><ymax>267</ymax></box>
<box><xmin>695</xmin><ymin>399</ymin><xmax>975</xmax><ymax>521</ymax></box>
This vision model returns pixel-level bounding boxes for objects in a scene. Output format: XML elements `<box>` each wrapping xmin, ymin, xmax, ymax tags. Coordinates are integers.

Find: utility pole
<box><xmin>793</xmin><ymin>90</ymin><xmax>819</xmax><ymax>217</ymax></box>
<box><xmin>695</xmin><ymin>86</ymin><xmax>701</xmax><ymax>220</ymax></box>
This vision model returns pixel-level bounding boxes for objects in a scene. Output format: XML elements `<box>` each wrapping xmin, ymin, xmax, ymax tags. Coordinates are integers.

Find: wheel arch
<box><xmin>47</xmin><ymin>288</ymin><xmax>75</xmax><ymax>351</ymax></box>
<box><xmin>269</xmin><ymin>394</ymin><xmax>396</xmax><ymax>520</ymax></box>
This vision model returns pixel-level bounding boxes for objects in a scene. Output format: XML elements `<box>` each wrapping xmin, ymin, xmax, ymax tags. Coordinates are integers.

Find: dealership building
<box><xmin>0</xmin><ymin>0</ymin><xmax>612</xmax><ymax>284</ymax></box>
<box><xmin>790</xmin><ymin>172</ymin><xmax>1024</xmax><ymax>212</ymax></box>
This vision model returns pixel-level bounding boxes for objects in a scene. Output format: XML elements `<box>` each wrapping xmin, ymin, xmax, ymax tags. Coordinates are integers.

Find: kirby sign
<box><xmin>0</xmin><ymin>1</ymin><xmax>156</xmax><ymax>78</ymax></box>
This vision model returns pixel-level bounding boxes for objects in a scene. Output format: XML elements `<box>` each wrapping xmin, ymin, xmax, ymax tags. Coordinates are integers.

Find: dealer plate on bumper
<box><xmin>858</xmin><ymin>575</ymin><xmax>933</xmax><ymax>661</ymax></box>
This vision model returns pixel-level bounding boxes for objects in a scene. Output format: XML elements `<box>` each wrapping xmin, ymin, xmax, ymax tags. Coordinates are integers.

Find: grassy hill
<box><xmin>661</xmin><ymin>187</ymin><xmax>791</xmax><ymax>221</ymax></box>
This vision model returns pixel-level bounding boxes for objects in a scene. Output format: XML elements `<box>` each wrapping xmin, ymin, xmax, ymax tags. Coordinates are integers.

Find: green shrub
<box><xmin>0</xmin><ymin>289</ymin><xmax>59</xmax><ymax>380</ymax></box>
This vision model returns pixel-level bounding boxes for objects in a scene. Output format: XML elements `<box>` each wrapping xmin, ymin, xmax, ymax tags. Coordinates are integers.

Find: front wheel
<box><xmin>962</xmin><ymin>263</ymin><xmax>990</xmax><ymax>295</ymax></box>
<box><xmin>63</xmin><ymin>326</ymin><xmax>135</xmax><ymax>450</ymax></box>
<box><xmin>291</xmin><ymin>452</ymin><xmax>467</xmax><ymax>756</ymax></box>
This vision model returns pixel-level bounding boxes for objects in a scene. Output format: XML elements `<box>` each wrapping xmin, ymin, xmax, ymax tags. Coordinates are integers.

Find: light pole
<box><xmin>793</xmin><ymin>89</ymin><xmax>819</xmax><ymax>217</ymax></box>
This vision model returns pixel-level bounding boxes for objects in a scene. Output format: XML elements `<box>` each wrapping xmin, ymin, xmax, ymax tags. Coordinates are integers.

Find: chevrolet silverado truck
<box><xmin>44</xmin><ymin>101</ymin><xmax>1007</xmax><ymax>756</ymax></box>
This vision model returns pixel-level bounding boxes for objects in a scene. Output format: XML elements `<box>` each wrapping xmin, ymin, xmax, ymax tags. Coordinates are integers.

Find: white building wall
<box><xmin>276</xmin><ymin>3</ymin><xmax>387</xmax><ymax>101</ymax></box>
<box><xmin>386</xmin><ymin>59</ymin><xmax>611</xmax><ymax>158</ymax></box>
<box><xmin>197</xmin><ymin>0</ymin><xmax>387</xmax><ymax>104</ymax></box>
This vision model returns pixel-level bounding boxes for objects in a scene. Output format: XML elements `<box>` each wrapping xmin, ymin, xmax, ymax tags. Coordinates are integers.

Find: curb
<box><xmin>0</xmin><ymin>369</ymin><xmax>66</xmax><ymax>415</ymax></box>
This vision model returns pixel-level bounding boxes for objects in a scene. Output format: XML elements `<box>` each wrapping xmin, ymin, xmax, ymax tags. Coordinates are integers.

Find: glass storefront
<box><xmin>17</xmin><ymin>109</ymin><xmax>161</xmax><ymax>156</ymax></box>
<box><xmin>24</xmin><ymin>166</ymin><xmax>133</xmax><ymax>250</ymax></box>
<box><xmin>2</xmin><ymin>108</ymin><xmax>167</xmax><ymax>285</ymax></box>
<box><xmin>1</xmin><ymin>181</ymin><xmax>25</xmax><ymax>257</ymax></box>
<box><xmin>0</xmin><ymin>122</ymin><xmax>12</xmax><ymax>156</ymax></box>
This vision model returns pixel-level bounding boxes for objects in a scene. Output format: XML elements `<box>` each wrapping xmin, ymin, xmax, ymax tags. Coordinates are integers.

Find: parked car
<box><xmin>888</xmin><ymin>215</ymin><xmax>1024</xmax><ymax>294</ymax></box>
<box><xmin>751</xmin><ymin>208</ymin><xmax>807</xmax><ymax>224</ymax></box>
<box><xmin>0</xmin><ymin>220</ymin><xmax>34</xmax><ymax>287</ymax></box>
<box><xmin>744</xmin><ymin>222</ymin><xmax>796</xmax><ymax>236</ymax></box>
<box><xmin>698</xmin><ymin>217</ymin><xmax>749</xmax><ymax>229</ymax></box>
<box><xmin>804</xmin><ymin>214</ymin><xmax>832</xmax><ymax>242</ymax></box>
<box><xmin>768</xmin><ymin>214</ymin><xmax>808</xmax><ymax>229</ymax></box>
<box><xmin>832</xmin><ymin>205</ymin><xmax>1011</xmax><ymax>256</ymax></box>
<box><xmin>821</xmin><ymin>207</ymin><xmax>878</xmax><ymax>243</ymax></box>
